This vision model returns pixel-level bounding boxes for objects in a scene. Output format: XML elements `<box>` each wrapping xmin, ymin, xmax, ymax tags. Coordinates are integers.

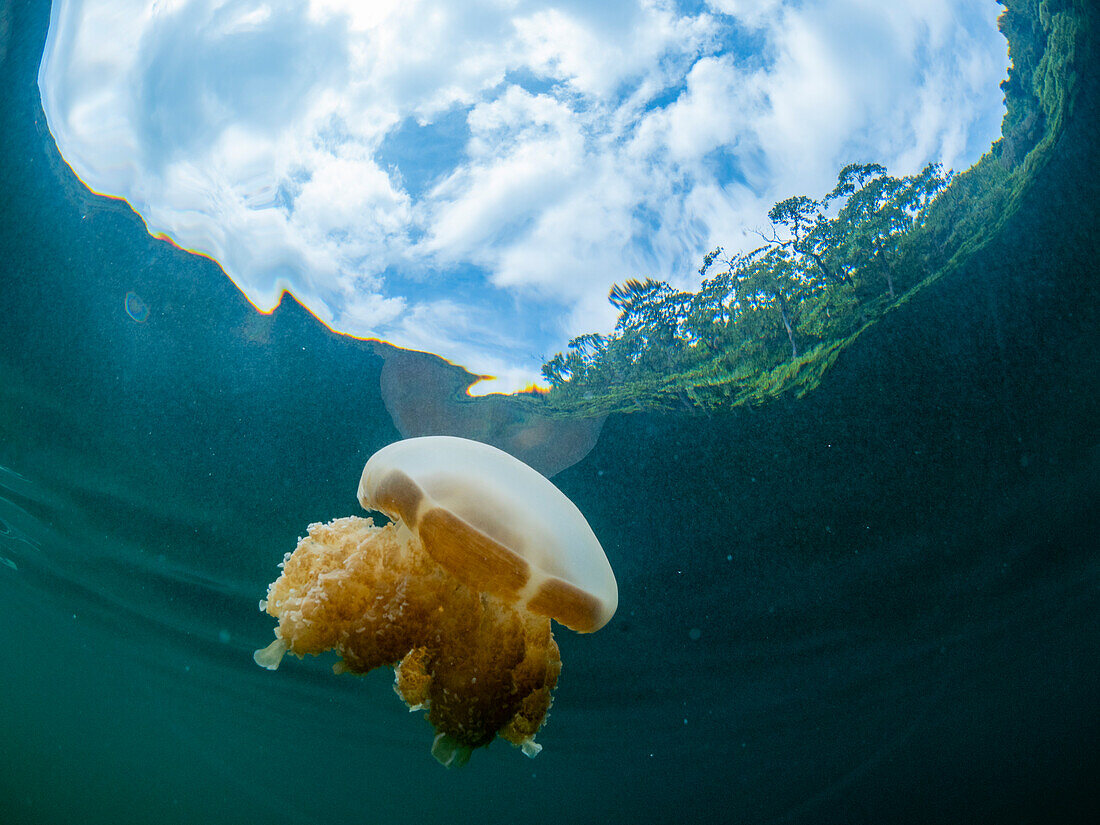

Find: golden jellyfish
<box><xmin>254</xmin><ymin>436</ymin><xmax>617</xmax><ymax>766</ymax></box>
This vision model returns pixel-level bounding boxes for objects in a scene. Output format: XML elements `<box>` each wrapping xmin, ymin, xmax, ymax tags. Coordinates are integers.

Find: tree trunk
<box><xmin>875</xmin><ymin>245</ymin><xmax>895</xmax><ymax>298</ymax></box>
<box><xmin>805</xmin><ymin>248</ymin><xmax>845</xmax><ymax>285</ymax></box>
<box><xmin>778</xmin><ymin>302</ymin><xmax>798</xmax><ymax>358</ymax></box>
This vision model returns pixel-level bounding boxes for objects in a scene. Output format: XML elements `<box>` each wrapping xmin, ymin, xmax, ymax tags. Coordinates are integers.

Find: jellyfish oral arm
<box><xmin>254</xmin><ymin>516</ymin><xmax>562</xmax><ymax>765</ymax></box>
<box><xmin>253</xmin><ymin>638</ymin><xmax>287</xmax><ymax>670</ymax></box>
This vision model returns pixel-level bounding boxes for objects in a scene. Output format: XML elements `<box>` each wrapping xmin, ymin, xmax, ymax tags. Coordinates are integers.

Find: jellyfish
<box><xmin>254</xmin><ymin>436</ymin><xmax>617</xmax><ymax>766</ymax></box>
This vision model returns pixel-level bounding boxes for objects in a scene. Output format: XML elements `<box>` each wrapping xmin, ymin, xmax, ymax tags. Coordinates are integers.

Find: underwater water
<box><xmin>2</xmin><ymin>1</ymin><xmax>1098</xmax><ymax>823</ymax></box>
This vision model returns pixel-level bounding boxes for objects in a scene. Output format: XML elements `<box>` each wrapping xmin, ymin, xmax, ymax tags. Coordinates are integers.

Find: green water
<box><xmin>2</xmin><ymin>1</ymin><xmax>1098</xmax><ymax>823</ymax></box>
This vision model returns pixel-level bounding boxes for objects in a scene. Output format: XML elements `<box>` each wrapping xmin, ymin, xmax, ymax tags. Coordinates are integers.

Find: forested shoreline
<box><xmin>536</xmin><ymin>0</ymin><xmax>1087</xmax><ymax>415</ymax></box>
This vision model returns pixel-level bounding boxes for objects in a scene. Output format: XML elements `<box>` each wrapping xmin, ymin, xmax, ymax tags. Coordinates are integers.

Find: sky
<box><xmin>39</xmin><ymin>0</ymin><xmax>1008</xmax><ymax>392</ymax></box>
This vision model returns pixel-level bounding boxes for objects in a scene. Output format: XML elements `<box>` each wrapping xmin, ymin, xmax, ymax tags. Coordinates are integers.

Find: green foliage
<box><xmin>538</xmin><ymin>0</ymin><xmax>1088</xmax><ymax>416</ymax></box>
<box><xmin>542</xmin><ymin>163</ymin><xmax>950</xmax><ymax>410</ymax></box>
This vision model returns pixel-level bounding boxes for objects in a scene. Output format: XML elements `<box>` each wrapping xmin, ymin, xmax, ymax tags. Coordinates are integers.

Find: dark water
<box><xmin>2</xmin><ymin>1</ymin><xmax>1099</xmax><ymax>823</ymax></box>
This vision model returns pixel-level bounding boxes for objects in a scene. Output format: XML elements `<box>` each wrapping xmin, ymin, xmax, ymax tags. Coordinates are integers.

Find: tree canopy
<box><xmin>542</xmin><ymin>162</ymin><xmax>950</xmax><ymax>407</ymax></box>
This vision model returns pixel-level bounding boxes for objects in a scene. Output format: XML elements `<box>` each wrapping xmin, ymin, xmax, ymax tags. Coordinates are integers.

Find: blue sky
<box><xmin>40</xmin><ymin>0</ymin><xmax>1008</xmax><ymax>392</ymax></box>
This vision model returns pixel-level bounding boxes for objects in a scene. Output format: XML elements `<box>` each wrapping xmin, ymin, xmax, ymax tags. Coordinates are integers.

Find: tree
<box><xmin>764</xmin><ymin>194</ymin><xmax>845</xmax><ymax>286</ymax></box>
<box><xmin>735</xmin><ymin>248</ymin><xmax>816</xmax><ymax>358</ymax></box>
<box><xmin>826</xmin><ymin>162</ymin><xmax>949</xmax><ymax>299</ymax></box>
<box><xmin>541</xmin><ymin>332</ymin><xmax>610</xmax><ymax>387</ymax></box>
<box><xmin>541</xmin><ymin>159</ymin><xmax>953</xmax><ymax>402</ymax></box>
<box><xmin>606</xmin><ymin>278</ymin><xmax>694</xmax><ymax>374</ymax></box>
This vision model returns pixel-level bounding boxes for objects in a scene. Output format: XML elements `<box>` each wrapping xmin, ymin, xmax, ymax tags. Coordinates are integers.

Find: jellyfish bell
<box><xmin>254</xmin><ymin>436</ymin><xmax>617</xmax><ymax>765</ymax></box>
<box><xmin>358</xmin><ymin>435</ymin><xmax>618</xmax><ymax>633</ymax></box>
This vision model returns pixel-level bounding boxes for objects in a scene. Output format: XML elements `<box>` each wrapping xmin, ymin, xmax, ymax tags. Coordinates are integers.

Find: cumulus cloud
<box><xmin>39</xmin><ymin>0</ymin><xmax>1007</xmax><ymax>392</ymax></box>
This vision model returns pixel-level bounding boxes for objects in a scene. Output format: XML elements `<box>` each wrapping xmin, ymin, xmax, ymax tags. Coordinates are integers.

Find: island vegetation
<box><xmin>535</xmin><ymin>0</ymin><xmax>1087</xmax><ymax>416</ymax></box>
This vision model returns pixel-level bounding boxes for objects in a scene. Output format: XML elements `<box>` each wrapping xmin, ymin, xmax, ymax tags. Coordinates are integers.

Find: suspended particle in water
<box><xmin>124</xmin><ymin>291</ymin><xmax>150</xmax><ymax>323</ymax></box>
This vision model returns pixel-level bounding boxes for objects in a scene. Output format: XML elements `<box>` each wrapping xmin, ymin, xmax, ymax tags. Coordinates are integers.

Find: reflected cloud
<box><xmin>40</xmin><ymin>0</ymin><xmax>1007</xmax><ymax>390</ymax></box>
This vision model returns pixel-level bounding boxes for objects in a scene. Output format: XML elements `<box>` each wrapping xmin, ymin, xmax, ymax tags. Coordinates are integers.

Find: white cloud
<box><xmin>705</xmin><ymin>0</ymin><xmax>783</xmax><ymax>28</ymax></box>
<box><xmin>661</xmin><ymin>56</ymin><xmax>752</xmax><ymax>163</ymax></box>
<box><xmin>512</xmin><ymin>3</ymin><xmax>711</xmax><ymax>99</ymax></box>
<box><xmin>338</xmin><ymin>292</ymin><xmax>407</xmax><ymax>329</ymax></box>
<box><xmin>423</xmin><ymin>86</ymin><xmax>585</xmax><ymax>266</ymax></box>
<box><xmin>40</xmin><ymin>0</ymin><xmax>1007</xmax><ymax>392</ymax></box>
<box><xmin>292</xmin><ymin>152</ymin><xmax>412</xmax><ymax>274</ymax></box>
